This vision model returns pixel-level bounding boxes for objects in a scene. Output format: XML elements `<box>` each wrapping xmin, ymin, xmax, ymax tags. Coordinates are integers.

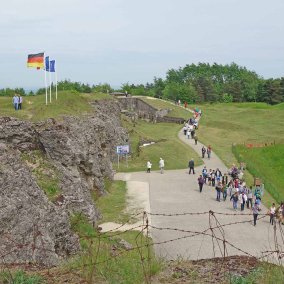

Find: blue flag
<box><xmin>45</xmin><ymin>56</ymin><xmax>50</xmax><ymax>71</ymax></box>
<box><xmin>50</xmin><ymin>60</ymin><xmax>56</xmax><ymax>72</ymax></box>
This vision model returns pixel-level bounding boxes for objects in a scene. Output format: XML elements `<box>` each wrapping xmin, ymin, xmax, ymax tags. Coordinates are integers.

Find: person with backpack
<box><xmin>197</xmin><ymin>175</ymin><xmax>205</xmax><ymax>193</ymax></box>
<box><xmin>202</xmin><ymin>166</ymin><xmax>207</xmax><ymax>183</ymax></box>
<box><xmin>215</xmin><ymin>182</ymin><xmax>222</xmax><ymax>202</ymax></box>
<box><xmin>230</xmin><ymin>193</ymin><xmax>239</xmax><ymax>210</ymax></box>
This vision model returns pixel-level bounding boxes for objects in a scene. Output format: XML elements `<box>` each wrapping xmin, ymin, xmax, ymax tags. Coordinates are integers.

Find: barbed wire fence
<box><xmin>1</xmin><ymin>210</ymin><xmax>284</xmax><ymax>284</ymax></box>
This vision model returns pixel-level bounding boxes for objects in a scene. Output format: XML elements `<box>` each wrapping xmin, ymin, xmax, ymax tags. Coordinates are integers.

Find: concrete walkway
<box><xmin>110</xmin><ymin>126</ymin><xmax>283</xmax><ymax>263</ymax></box>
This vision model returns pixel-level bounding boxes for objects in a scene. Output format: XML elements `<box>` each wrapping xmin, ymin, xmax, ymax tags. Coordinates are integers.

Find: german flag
<box><xmin>27</xmin><ymin>52</ymin><xmax>44</xmax><ymax>69</ymax></box>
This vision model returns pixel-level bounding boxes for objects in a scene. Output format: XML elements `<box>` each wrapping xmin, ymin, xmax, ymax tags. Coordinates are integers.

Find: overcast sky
<box><xmin>0</xmin><ymin>0</ymin><xmax>283</xmax><ymax>89</ymax></box>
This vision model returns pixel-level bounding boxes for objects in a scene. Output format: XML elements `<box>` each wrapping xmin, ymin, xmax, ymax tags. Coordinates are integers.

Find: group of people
<box><xmin>201</xmin><ymin>145</ymin><xmax>212</xmax><ymax>159</ymax></box>
<box><xmin>196</xmin><ymin>163</ymin><xmax>278</xmax><ymax>226</ymax></box>
<box><xmin>12</xmin><ymin>94</ymin><xmax>23</xmax><ymax>110</ymax></box>
<box><xmin>146</xmin><ymin>158</ymin><xmax>165</xmax><ymax>174</ymax></box>
<box><xmin>183</xmin><ymin>117</ymin><xmax>199</xmax><ymax>145</ymax></box>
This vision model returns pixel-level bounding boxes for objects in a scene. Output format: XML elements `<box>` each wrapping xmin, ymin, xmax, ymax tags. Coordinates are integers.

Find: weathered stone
<box><xmin>0</xmin><ymin>99</ymin><xmax>128</xmax><ymax>266</ymax></box>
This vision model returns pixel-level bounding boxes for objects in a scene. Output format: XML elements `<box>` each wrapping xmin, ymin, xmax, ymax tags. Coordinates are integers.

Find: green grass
<box><xmin>233</xmin><ymin>144</ymin><xmax>284</xmax><ymax>203</ymax></box>
<box><xmin>117</xmin><ymin>115</ymin><xmax>202</xmax><ymax>172</ymax></box>
<box><xmin>230</xmin><ymin>262</ymin><xmax>284</xmax><ymax>284</ymax></box>
<box><xmin>140</xmin><ymin>97</ymin><xmax>192</xmax><ymax>118</ymax></box>
<box><xmin>140</xmin><ymin>100</ymin><xmax>284</xmax><ymax>206</ymax></box>
<box><xmin>69</xmin><ymin>212</ymin><xmax>161</xmax><ymax>284</ymax></box>
<box><xmin>196</xmin><ymin>102</ymin><xmax>284</xmax><ymax>167</ymax></box>
<box><xmin>96</xmin><ymin>180</ymin><xmax>131</xmax><ymax>224</ymax></box>
<box><xmin>0</xmin><ymin>91</ymin><xmax>112</xmax><ymax>121</ymax></box>
<box><xmin>0</xmin><ymin>270</ymin><xmax>44</xmax><ymax>284</ymax></box>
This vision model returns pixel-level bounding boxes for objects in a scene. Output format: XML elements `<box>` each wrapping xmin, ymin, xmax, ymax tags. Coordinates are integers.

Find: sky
<box><xmin>0</xmin><ymin>0</ymin><xmax>283</xmax><ymax>89</ymax></box>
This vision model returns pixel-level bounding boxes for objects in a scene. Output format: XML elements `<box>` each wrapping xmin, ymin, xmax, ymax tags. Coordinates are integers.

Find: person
<box><xmin>194</xmin><ymin>135</ymin><xmax>198</xmax><ymax>145</ymax></box>
<box><xmin>240</xmin><ymin>192</ymin><xmax>247</xmax><ymax>211</ymax></box>
<box><xmin>252</xmin><ymin>202</ymin><xmax>260</xmax><ymax>226</ymax></box>
<box><xmin>230</xmin><ymin>193</ymin><xmax>239</xmax><ymax>210</ymax></box>
<box><xmin>201</xmin><ymin>146</ymin><xmax>206</xmax><ymax>159</ymax></box>
<box><xmin>18</xmin><ymin>95</ymin><xmax>23</xmax><ymax>110</ymax></box>
<box><xmin>183</xmin><ymin>125</ymin><xmax>187</xmax><ymax>135</ymax></box>
<box><xmin>247</xmin><ymin>186</ymin><xmax>253</xmax><ymax>208</ymax></box>
<box><xmin>215</xmin><ymin>182</ymin><xmax>222</xmax><ymax>202</ymax></box>
<box><xmin>198</xmin><ymin>175</ymin><xmax>205</xmax><ymax>193</ymax></box>
<box><xmin>211</xmin><ymin>170</ymin><xmax>216</xmax><ymax>187</ymax></box>
<box><xmin>223</xmin><ymin>183</ymin><xmax>228</xmax><ymax>201</ymax></box>
<box><xmin>202</xmin><ymin>166</ymin><xmax>207</xmax><ymax>183</ymax></box>
<box><xmin>12</xmin><ymin>94</ymin><xmax>19</xmax><ymax>110</ymax></box>
<box><xmin>184</xmin><ymin>101</ymin><xmax>188</xmax><ymax>108</ymax></box>
<box><xmin>269</xmin><ymin>203</ymin><xmax>276</xmax><ymax>225</ymax></box>
<box><xmin>146</xmin><ymin>160</ymin><xmax>152</xmax><ymax>173</ymax></box>
<box><xmin>188</xmin><ymin>158</ymin><xmax>195</xmax><ymax>174</ymax></box>
<box><xmin>186</xmin><ymin>129</ymin><xmax>191</xmax><ymax>139</ymax></box>
<box><xmin>207</xmin><ymin>145</ymin><xmax>212</xmax><ymax>159</ymax></box>
<box><xmin>159</xmin><ymin>158</ymin><xmax>165</xmax><ymax>174</ymax></box>
<box><xmin>178</xmin><ymin>99</ymin><xmax>181</xmax><ymax>106</ymax></box>
<box><xmin>215</xmin><ymin>168</ymin><xmax>222</xmax><ymax>183</ymax></box>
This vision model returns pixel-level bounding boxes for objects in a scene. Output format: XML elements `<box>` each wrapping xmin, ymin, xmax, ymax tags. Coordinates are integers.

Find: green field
<box><xmin>117</xmin><ymin>115</ymin><xmax>202</xmax><ymax>172</ymax></box>
<box><xmin>0</xmin><ymin>91</ymin><xmax>112</xmax><ymax>121</ymax></box>
<box><xmin>141</xmin><ymin>99</ymin><xmax>284</xmax><ymax>205</ymax></box>
<box><xmin>233</xmin><ymin>144</ymin><xmax>284</xmax><ymax>203</ymax></box>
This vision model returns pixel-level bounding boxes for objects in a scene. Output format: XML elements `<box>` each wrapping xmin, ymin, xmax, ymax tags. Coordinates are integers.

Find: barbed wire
<box><xmin>1</xmin><ymin>209</ymin><xmax>284</xmax><ymax>284</ymax></box>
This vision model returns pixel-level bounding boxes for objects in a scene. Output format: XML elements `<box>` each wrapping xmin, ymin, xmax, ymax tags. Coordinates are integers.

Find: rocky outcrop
<box><xmin>0</xmin><ymin>100</ymin><xmax>128</xmax><ymax>266</ymax></box>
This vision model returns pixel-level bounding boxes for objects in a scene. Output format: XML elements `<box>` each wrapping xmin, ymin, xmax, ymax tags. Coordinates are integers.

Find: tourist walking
<box><xmin>247</xmin><ymin>187</ymin><xmax>253</xmax><ymax>208</ymax></box>
<box><xmin>202</xmin><ymin>166</ymin><xmax>207</xmax><ymax>183</ymax></box>
<box><xmin>201</xmin><ymin>146</ymin><xmax>206</xmax><ymax>158</ymax></box>
<box><xmin>194</xmin><ymin>135</ymin><xmax>198</xmax><ymax>145</ymax></box>
<box><xmin>188</xmin><ymin>158</ymin><xmax>195</xmax><ymax>174</ymax></box>
<box><xmin>252</xmin><ymin>202</ymin><xmax>260</xmax><ymax>226</ymax></box>
<box><xmin>146</xmin><ymin>160</ymin><xmax>152</xmax><ymax>173</ymax></box>
<box><xmin>159</xmin><ymin>158</ymin><xmax>165</xmax><ymax>174</ymax></box>
<box><xmin>240</xmin><ymin>192</ymin><xmax>247</xmax><ymax>211</ymax></box>
<box><xmin>207</xmin><ymin>145</ymin><xmax>212</xmax><ymax>159</ymax></box>
<box><xmin>215</xmin><ymin>182</ymin><xmax>222</xmax><ymax>202</ymax></box>
<box><xmin>269</xmin><ymin>203</ymin><xmax>276</xmax><ymax>225</ymax></box>
<box><xmin>223</xmin><ymin>184</ymin><xmax>228</xmax><ymax>201</ymax></box>
<box><xmin>230</xmin><ymin>193</ymin><xmax>239</xmax><ymax>210</ymax></box>
<box><xmin>197</xmin><ymin>175</ymin><xmax>205</xmax><ymax>193</ymax></box>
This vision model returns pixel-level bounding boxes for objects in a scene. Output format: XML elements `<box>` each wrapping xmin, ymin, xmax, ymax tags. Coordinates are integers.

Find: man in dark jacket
<box><xmin>198</xmin><ymin>175</ymin><xmax>205</xmax><ymax>192</ymax></box>
<box><xmin>188</xmin><ymin>158</ymin><xmax>195</xmax><ymax>174</ymax></box>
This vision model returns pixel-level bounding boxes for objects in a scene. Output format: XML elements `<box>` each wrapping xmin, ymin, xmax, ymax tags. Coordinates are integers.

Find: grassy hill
<box><xmin>0</xmin><ymin>91</ymin><xmax>112</xmax><ymax>121</ymax></box>
<box><xmin>233</xmin><ymin>144</ymin><xmax>284</xmax><ymax>202</ymax></box>
<box><xmin>142</xmin><ymin>98</ymin><xmax>284</xmax><ymax>205</ymax></box>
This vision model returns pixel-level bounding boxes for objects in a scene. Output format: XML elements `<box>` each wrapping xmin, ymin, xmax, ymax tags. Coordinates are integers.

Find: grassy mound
<box><xmin>0</xmin><ymin>91</ymin><xmax>112</xmax><ymax>121</ymax></box>
<box><xmin>233</xmin><ymin>144</ymin><xmax>284</xmax><ymax>203</ymax></box>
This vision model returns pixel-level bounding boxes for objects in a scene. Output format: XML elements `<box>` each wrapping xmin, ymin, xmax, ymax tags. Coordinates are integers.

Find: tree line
<box><xmin>121</xmin><ymin>63</ymin><xmax>284</xmax><ymax>105</ymax></box>
<box><xmin>1</xmin><ymin>63</ymin><xmax>283</xmax><ymax>104</ymax></box>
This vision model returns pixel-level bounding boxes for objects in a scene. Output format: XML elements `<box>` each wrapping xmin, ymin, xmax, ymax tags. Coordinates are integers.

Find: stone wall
<box><xmin>118</xmin><ymin>97</ymin><xmax>175</xmax><ymax>121</ymax></box>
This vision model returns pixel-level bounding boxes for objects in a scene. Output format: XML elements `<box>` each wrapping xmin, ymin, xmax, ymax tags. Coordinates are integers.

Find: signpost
<box><xmin>116</xmin><ymin>145</ymin><xmax>130</xmax><ymax>169</ymax></box>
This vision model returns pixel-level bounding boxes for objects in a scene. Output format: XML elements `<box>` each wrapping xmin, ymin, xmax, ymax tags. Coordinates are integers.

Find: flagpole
<box><xmin>49</xmin><ymin>69</ymin><xmax>52</xmax><ymax>103</ymax></box>
<box><xmin>55</xmin><ymin>69</ymin><xmax>58</xmax><ymax>100</ymax></box>
<box><xmin>44</xmin><ymin>68</ymin><xmax>48</xmax><ymax>106</ymax></box>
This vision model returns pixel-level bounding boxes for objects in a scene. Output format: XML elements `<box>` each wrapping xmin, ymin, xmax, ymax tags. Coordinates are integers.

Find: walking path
<box><xmin>101</xmin><ymin>105</ymin><xmax>283</xmax><ymax>263</ymax></box>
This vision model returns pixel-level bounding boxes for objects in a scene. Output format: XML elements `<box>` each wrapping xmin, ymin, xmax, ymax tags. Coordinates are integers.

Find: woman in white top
<box><xmin>146</xmin><ymin>161</ymin><xmax>152</xmax><ymax>173</ymax></box>
<box><xmin>269</xmin><ymin>203</ymin><xmax>276</xmax><ymax>225</ymax></box>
